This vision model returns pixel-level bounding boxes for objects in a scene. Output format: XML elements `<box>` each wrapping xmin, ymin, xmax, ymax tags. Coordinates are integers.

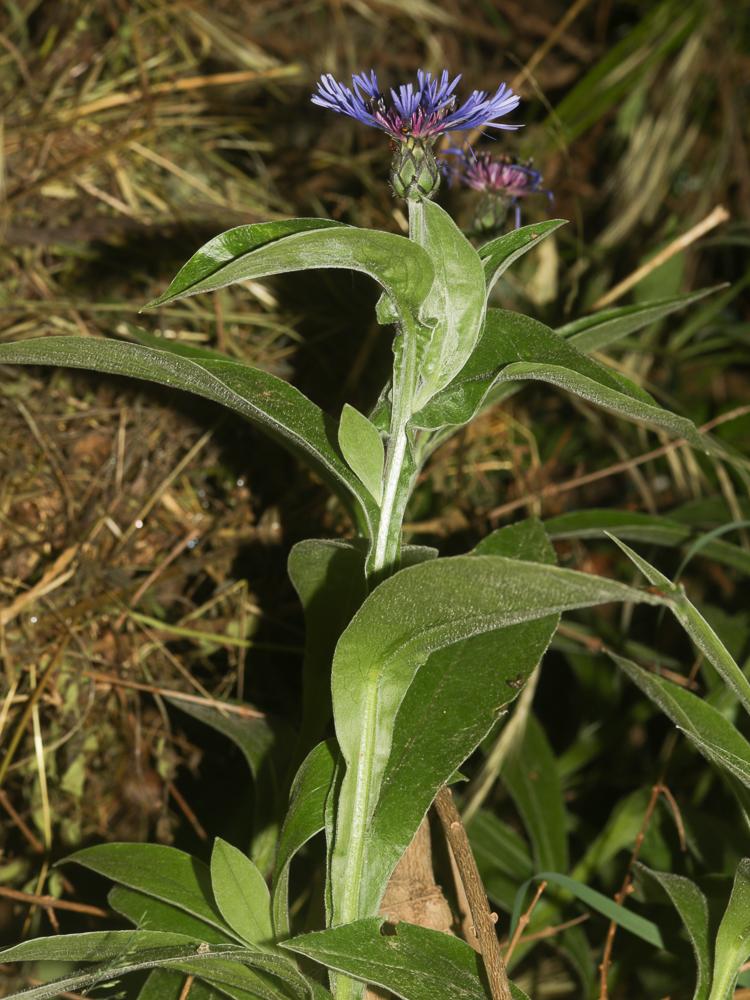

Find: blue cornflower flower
<box><xmin>312</xmin><ymin>69</ymin><xmax>520</xmax><ymax>140</ymax></box>
<box><xmin>311</xmin><ymin>69</ymin><xmax>520</xmax><ymax>201</ymax></box>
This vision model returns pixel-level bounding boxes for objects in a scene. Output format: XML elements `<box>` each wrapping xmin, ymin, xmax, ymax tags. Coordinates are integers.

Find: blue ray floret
<box><xmin>312</xmin><ymin>69</ymin><xmax>520</xmax><ymax>139</ymax></box>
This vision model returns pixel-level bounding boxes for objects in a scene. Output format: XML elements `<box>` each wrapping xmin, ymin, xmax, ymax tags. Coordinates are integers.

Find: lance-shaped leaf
<box><xmin>635</xmin><ymin>864</ymin><xmax>711</xmax><ymax>1000</ymax></box>
<box><xmin>272</xmin><ymin>740</ymin><xmax>338</xmax><ymax>937</ymax></box>
<box><xmin>611</xmin><ymin>652</ymin><xmax>750</xmax><ymax>791</ymax></box>
<box><xmin>329</xmin><ymin>554</ymin><xmax>665</xmax><ymax>925</ymax></box>
<box><xmin>0</xmin><ymin>336</ymin><xmax>377</xmax><ymax>535</ymax></box>
<box><xmin>608</xmin><ymin>536</ymin><xmax>750</xmax><ymax>715</ymax></box>
<box><xmin>544</xmin><ymin>509</ymin><xmax>750</xmax><ymax>577</ymax></box>
<box><xmin>412</xmin><ymin>199</ymin><xmax>487</xmax><ymax>405</ymax></box>
<box><xmin>282</xmin><ymin>918</ymin><xmax>530</xmax><ymax>1000</ymax></box>
<box><xmin>557</xmin><ymin>286</ymin><xmax>721</xmax><ymax>352</ymax></box>
<box><xmin>478</xmin><ymin>219</ymin><xmax>567</xmax><ymax>291</ymax></box>
<box><xmin>709</xmin><ymin>859</ymin><xmax>750</xmax><ymax>1000</ymax></box>
<box><xmin>412</xmin><ymin>310</ymin><xmax>702</xmax><ymax>448</ymax></box>
<box><xmin>146</xmin><ymin>222</ymin><xmax>433</xmax><ymax>334</ymax></box>
<box><xmin>364</xmin><ymin>520</ymin><xmax>559</xmax><ymax>906</ymax></box>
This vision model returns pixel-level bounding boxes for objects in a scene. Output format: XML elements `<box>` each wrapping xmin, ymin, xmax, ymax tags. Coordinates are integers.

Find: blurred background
<box><xmin>1</xmin><ymin>1</ymin><xmax>749</xmax><ymax>997</ymax></box>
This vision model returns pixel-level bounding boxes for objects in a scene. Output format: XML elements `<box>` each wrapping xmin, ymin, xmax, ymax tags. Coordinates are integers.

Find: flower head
<box><xmin>311</xmin><ymin>69</ymin><xmax>520</xmax><ymax>141</ymax></box>
<box><xmin>447</xmin><ymin>149</ymin><xmax>552</xmax><ymax>230</ymax></box>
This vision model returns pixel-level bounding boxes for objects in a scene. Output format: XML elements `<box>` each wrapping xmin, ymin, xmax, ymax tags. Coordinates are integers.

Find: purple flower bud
<box><xmin>445</xmin><ymin>149</ymin><xmax>553</xmax><ymax>230</ymax></box>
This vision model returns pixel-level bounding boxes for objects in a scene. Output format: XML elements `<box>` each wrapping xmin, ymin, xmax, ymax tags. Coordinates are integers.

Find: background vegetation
<box><xmin>1</xmin><ymin>1</ymin><xmax>749</xmax><ymax>997</ymax></box>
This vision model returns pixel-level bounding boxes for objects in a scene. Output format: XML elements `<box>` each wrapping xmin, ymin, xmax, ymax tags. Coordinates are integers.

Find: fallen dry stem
<box><xmin>590</xmin><ymin>205</ymin><xmax>730</xmax><ymax>310</ymax></box>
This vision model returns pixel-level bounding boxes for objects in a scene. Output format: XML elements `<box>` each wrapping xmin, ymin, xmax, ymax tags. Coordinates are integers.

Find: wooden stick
<box><xmin>434</xmin><ymin>787</ymin><xmax>512</xmax><ymax>1000</ymax></box>
<box><xmin>590</xmin><ymin>206</ymin><xmax>729</xmax><ymax>310</ymax></box>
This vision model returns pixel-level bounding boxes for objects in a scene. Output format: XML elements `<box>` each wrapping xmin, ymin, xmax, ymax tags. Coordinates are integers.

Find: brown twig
<box><xmin>0</xmin><ymin>788</ymin><xmax>44</xmax><ymax>854</ymax></box>
<box><xmin>504</xmin><ymin>880</ymin><xmax>548</xmax><ymax>964</ymax></box>
<box><xmin>0</xmin><ymin>885</ymin><xmax>108</xmax><ymax>918</ymax></box>
<box><xmin>434</xmin><ymin>787</ymin><xmax>512</xmax><ymax>1000</ymax></box>
<box><xmin>80</xmin><ymin>669</ymin><xmax>265</xmax><ymax>717</ymax></box>
<box><xmin>488</xmin><ymin>405</ymin><xmax>750</xmax><ymax>523</ymax></box>
<box><xmin>590</xmin><ymin>206</ymin><xmax>730</xmax><ymax>310</ymax></box>
<box><xmin>168</xmin><ymin>781</ymin><xmax>208</xmax><ymax>841</ymax></box>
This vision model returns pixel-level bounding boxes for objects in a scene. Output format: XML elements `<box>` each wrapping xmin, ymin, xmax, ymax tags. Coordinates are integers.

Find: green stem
<box><xmin>334</xmin><ymin>200</ymin><xmax>427</xmax><ymax>1000</ymax></box>
<box><xmin>368</xmin><ymin>200</ymin><xmax>424</xmax><ymax>583</ymax></box>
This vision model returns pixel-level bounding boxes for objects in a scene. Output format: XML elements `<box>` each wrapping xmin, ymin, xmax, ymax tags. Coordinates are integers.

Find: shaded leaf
<box><xmin>273</xmin><ymin>740</ymin><xmax>338</xmax><ymax>937</ymax></box>
<box><xmin>608</xmin><ymin>537</ymin><xmax>750</xmax><ymax>715</ymax></box>
<box><xmin>635</xmin><ymin>864</ymin><xmax>710</xmax><ymax>1000</ymax></box>
<box><xmin>611</xmin><ymin>653</ymin><xmax>750</xmax><ymax>791</ymax></box>
<box><xmin>287</xmin><ymin>541</ymin><xmax>367</xmax><ymax>758</ymax></box>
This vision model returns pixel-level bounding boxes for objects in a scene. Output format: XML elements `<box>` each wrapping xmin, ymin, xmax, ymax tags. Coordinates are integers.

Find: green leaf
<box><xmin>287</xmin><ymin>541</ymin><xmax>368</xmax><ymax>758</ymax></box>
<box><xmin>283</xmin><ymin>918</ymin><xmax>529</xmax><ymax>1000</ymax></box>
<box><xmin>147</xmin><ymin>222</ymin><xmax>434</xmax><ymax>335</ymax></box>
<box><xmin>65</xmin><ymin>843</ymin><xmax>238</xmax><ymax>940</ymax></box>
<box><xmin>329</xmin><ymin>553</ymin><xmax>664</xmax><ymax>925</ymax></box>
<box><xmin>511</xmin><ymin>873</ymin><xmax>664</xmax><ymax>949</ymax></box>
<box><xmin>611</xmin><ymin>653</ymin><xmax>750</xmax><ymax>791</ymax></box>
<box><xmin>272</xmin><ymin>740</ymin><xmax>338</xmax><ymax>937</ymax></box>
<box><xmin>110</xmin><ymin>885</ymin><xmax>235</xmax><ymax>944</ymax></box>
<box><xmin>544</xmin><ymin>509</ymin><xmax>750</xmax><ymax>577</ymax></box>
<box><xmin>0</xmin><ymin>933</ymin><xmax>301</xmax><ymax>1000</ymax></box>
<box><xmin>0</xmin><ymin>336</ymin><xmax>376</xmax><ymax>535</ymax></box>
<box><xmin>413</xmin><ymin>199</ymin><xmax>487</xmax><ymax>404</ymax></box>
<box><xmin>146</xmin><ymin>219</ymin><xmax>344</xmax><ymax>301</ymax></box>
<box><xmin>478</xmin><ymin>219</ymin><xmax>567</xmax><ymax>292</ymax></box>
<box><xmin>503</xmin><ymin>715</ymin><xmax>567</xmax><ymax>873</ymax></box>
<box><xmin>709</xmin><ymin>859</ymin><xmax>750</xmax><ymax>1000</ymax></box>
<box><xmin>0</xmin><ymin>930</ymin><xmax>202</xmax><ymax>964</ymax></box>
<box><xmin>211</xmin><ymin>839</ymin><xmax>273</xmax><ymax>946</ymax></box>
<box><xmin>557</xmin><ymin>286</ymin><xmax>722</xmax><ymax>352</ymax></box>
<box><xmin>412</xmin><ymin>310</ymin><xmax>702</xmax><ymax>447</ymax></box>
<box><xmin>635</xmin><ymin>864</ymin><xmax>710</xmax><ymax>1000</ymax></box>
<box><xmin>338</xmin><ymin>404</ymin><xmax>385</xmax><ymax>504</ymax></box>
<box><xmin>365</xmin><ymin>520</ymin><xmax>558</xmax><ymax>910</ymax></box>
<box><xmin>608</xmin><ymin>536</ymin><xmax>750</xmax><ymax>715</ymax></box>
